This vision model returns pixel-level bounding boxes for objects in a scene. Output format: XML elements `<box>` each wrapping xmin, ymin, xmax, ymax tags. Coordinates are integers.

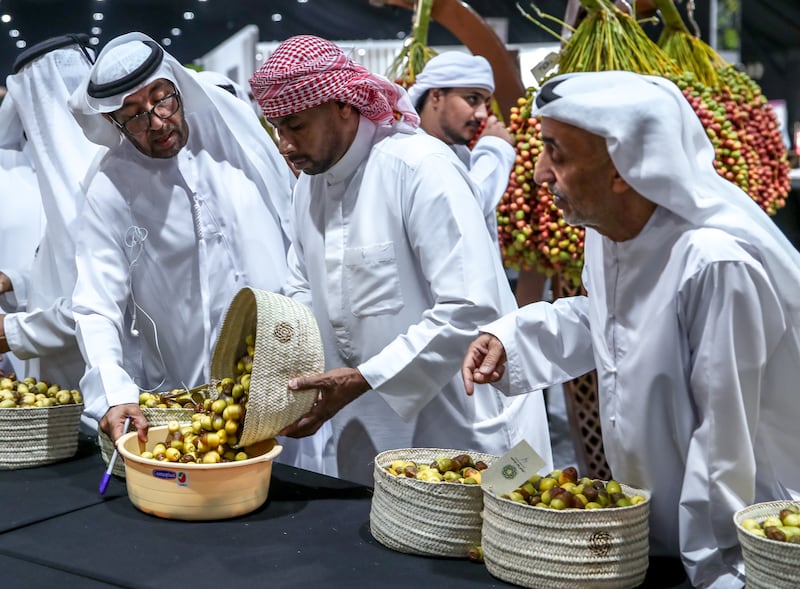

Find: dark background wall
<box><xmin>739</xmin><ymin>0</ymin><xmax>800</xmax><ymax>248</ymax></box>
<box><xmin>741</xmin><ymin>0</ymin><xmax>800</xmax><ymax>133</ymax></box>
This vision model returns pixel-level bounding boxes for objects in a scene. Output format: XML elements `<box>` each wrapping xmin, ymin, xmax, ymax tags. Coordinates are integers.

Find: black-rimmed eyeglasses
<box><xmin>110</xmin><ymin>91</ymin><xmax>182</xmax><ymax>135</ymax></box>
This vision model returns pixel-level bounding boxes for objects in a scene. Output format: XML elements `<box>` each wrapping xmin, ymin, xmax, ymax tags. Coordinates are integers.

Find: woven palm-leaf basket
<box><xmin>210</xmin><ymin>287</ymin><xmax>324</xmax><ymax>447</ymax></box>
<box><xmin>0</xmin><ymin>403</ymin><xmax>83</xmax><ymax>469</ymax></box>
<box><xmin>734</xmin><ymin>500</ymin><xmax>800</xmax><ymax>589</ymax></box>
<box><xmin>98</xmin><ymin>406</ymin><xmax>197</xmax><ymax>477</ymax></box>
<box><xmin>481</xmin><ymin>483</ymin><xmax>650</xmax><ymax>589</ymax></box>
<box><xmin>370</xmin><ymin>447</ymin><xmax>497</xmax><ymax>558</ymax></box>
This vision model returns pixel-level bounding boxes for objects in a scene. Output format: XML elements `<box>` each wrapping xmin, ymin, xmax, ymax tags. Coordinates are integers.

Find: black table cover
<box><xmin>0</xmin><ymin>440</ymin><xmax>688</xmax><ymax>589</ymax></box>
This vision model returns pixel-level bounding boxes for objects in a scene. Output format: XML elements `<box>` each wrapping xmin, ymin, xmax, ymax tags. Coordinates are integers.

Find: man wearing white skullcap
<box><xmin>0</xmin><ymin>35</ymin><xmax>102</xmax><ymax>425</ymax></box>
<box><xmin>462</xmin><ymin>70</ymin><xmax>800</xmax><ymax>588</ymax></box>
<box><xmin>407</xmin><ymin>52</ymin><xmax>515</xmax><ymax>241</ymax></box>
<box><xmin>68</xmin><ymin>33</ymin><xmax>296</xmax><ymax>447</ymax></box>
<box><xmin>249</xmin><ymin>35</ymin><xmax>552</xmax><ymax>485</ymax></box>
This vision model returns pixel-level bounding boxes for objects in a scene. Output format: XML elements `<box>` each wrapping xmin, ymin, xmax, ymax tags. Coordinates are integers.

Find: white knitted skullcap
<box><xmin>407</xmin><ymin>52</ymin><xmax>494</xmax><ymax>109</ymax></box>
<box><xmin>91</xmin><ymin>40</ymin><xmax>154</xmax><ymax>86</ymax></box>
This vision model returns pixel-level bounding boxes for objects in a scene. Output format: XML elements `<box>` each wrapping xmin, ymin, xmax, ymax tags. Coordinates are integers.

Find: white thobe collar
<box><xmin>601</xmin><ymin>205</ymin><xmax>677</xmax><ymax>254</ymax></box>
<box><xmin>321</xmin><ymin>116</ymin><xmax>377</xmax><ymax>189</ymax></box>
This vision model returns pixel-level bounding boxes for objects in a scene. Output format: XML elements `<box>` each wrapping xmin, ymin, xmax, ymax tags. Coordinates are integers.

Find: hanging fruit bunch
<box><xmin>500</xmin><ymin>0</ymin><xmax>791</xmax><ymax>286</ymax></box>
<box><xmin>386</xmin><ymin>0</ymin><xmax>437</xmax><ymax>89</ymax></box>
<box><xmin>654</xmin><ymin>0</ymin><xmax>790</xmax><ymax>215</ymax></box>
<box><xmin>499</xmin><ymin>0</ymin><xmax>680</xmax><ymax>285</ymax></box>
<box><xmin>498</xmin><ymin>89</ymin><xmax>579</xmax><ymax>277</ymax></box>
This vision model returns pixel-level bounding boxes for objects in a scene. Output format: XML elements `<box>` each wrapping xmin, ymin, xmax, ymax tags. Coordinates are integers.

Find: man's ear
<box><xmin>102</xmin><ymin>113</ymin><xmax>120</xmax><ymax>131</ymax></box>
<box><xmin>610</xmin><ymin>168</ymin><xmax>631</xmax><ymax>194</ymax></box>
<box><xmin>429</xmin><ymin>88</ymin><xmax>445</xmax><ymax>104</ymax></box>
<box><xmin>335</xmin><ymin>101</ymin><xmax>357</xmax><ymax>119</ymax></box>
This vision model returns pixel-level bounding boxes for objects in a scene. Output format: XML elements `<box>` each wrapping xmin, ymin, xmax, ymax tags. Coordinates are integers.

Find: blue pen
<box><xmin>99</xmin><ymin>416</ymin><xmax>131</xmax><ymax>495</ymax></box>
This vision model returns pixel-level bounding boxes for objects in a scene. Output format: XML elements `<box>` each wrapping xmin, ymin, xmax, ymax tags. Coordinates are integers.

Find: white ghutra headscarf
<box><xmin>6</xmin><ymin>34</ymin><xmax>101</xmax><ymax>292</ymax></box>
<box><xmin>68</xmin><ymin>32</ymin><xmax>294</xmax><ymax>238</ymax></box>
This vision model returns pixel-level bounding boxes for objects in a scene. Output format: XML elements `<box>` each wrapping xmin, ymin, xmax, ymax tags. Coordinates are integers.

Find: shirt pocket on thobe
<box><xmin>344</xmin><ymin>242</ymin><xmax>404</xmax><ymax>317</ymax></box>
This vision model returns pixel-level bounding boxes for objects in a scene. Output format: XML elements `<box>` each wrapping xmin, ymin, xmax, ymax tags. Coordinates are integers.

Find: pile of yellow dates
<box><xmin>0</xmin><ymin>374</ymin><xmax>82</xmax><ymax>408</ymax></box>
<box><xmin>138</xmin><ymin>389</ymin><xmax>201</xmax><ymax>410</ymax></box>
<box><xmin>740</xmin><ymin>504</ymin><xmax>800</xmax><ymax>543</ymax></box>
<box><xmin>141</xmin><ymin>334</ymin><xmax>254</xmax><ymax>464</ymax></box>
<box><xmin>385</xmin><ymin>454</ymin><xmax>489</xmax><ymax>484</ymax></box>
<box><xmin>503</xmin><ymin>466</ymin><xmax>647</xmax><ymax>510</ymax></box>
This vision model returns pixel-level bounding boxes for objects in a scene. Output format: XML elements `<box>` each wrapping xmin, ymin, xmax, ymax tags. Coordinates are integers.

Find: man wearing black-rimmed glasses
<box><xmin>67</xmin><ymin>33</ymin><xmax>302</xmax><ymax>463</ymax></box>
<box><xmin>105</xmin><ymin>82</ymin><xmax>185</xmax><ymax>159</ymax></box>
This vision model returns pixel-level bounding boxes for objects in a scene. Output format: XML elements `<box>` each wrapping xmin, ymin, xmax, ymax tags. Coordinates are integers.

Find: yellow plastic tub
<box><xmin>116</xmin><ymin>425</ymin><xmax>282</xmax><ymax>521</ymax></box>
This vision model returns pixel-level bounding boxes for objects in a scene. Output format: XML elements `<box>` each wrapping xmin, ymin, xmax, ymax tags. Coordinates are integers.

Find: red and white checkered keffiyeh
<box><xmin>249</xmin><ymin>35</ymin><xmax>419</xmax><ymax>129</ymax></box>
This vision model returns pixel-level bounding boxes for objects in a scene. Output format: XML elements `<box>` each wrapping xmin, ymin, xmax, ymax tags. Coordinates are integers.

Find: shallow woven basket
<box><xmin>370</xmin><ymin>447</ymin><xmax>497</xmax><ymax>558</ymax></box>
<box><xmin>0</xmin><ymin>404</ymin><xmax>83</xmax><ymax>470</ymax></box>
<box><xmin>481</xmin><ymin>483</ymin><xmax>650</xmax><ymax>589</ymax></box>
<box><xmin>734</xmin><ymin>500</ymin><xmax>800</xmax><ymax>589</ymax></box>
<box><xmin>210</xmin><ymin>288</ymin><xmax>324</xmax><ymax>447</ymax></box>
<box><xmin>98</xmin><ymin>406</ymin><xmax>196</xmax><ymax>477</ymax></box>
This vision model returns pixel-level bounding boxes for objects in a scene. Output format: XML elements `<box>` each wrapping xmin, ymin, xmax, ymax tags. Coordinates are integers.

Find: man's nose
<box><xmin>277</xmin><ymin>134</ymin><xmax>294</xmax><ymax>156</ymax></box>
<box><xmin>149</xmin><ymin>111</ymin><xmax>166</xmax><ymax>130</ymax></box>
<box><xmin>533</xmin><ymin>156</ymin><xmax>552</xmax><ymax>186</ymax></box>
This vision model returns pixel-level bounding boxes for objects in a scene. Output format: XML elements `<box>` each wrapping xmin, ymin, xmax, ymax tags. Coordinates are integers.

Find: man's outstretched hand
<box><xmin>461</xmin><ymin>333</ymin><xmax>507</xmax><ymax>395</ymax></box>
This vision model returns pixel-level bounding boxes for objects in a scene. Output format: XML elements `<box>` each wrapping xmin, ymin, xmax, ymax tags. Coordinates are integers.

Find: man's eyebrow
<box><xmin>269</xmin><ymin>115</ymin><xmax>299</xmax><ymax>127</ymax></box>
<box><xmin>119</xmin><ymin>82</ymin><xmax>173</xmax><ymax>111</ymax></box>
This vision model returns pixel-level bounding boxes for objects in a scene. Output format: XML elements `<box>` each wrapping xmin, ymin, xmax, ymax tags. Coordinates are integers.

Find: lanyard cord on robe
<box><xmin>124</xmin><ymin>223</ymin><xmax>192</xmax><ymax>394</ymax></box>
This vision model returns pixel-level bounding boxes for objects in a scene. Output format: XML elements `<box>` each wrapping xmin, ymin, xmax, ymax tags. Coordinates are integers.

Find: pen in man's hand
<box><xmin>99</xmin><ymin>416</ymin><xmax>131</xmax><ymax>495</ymax></box>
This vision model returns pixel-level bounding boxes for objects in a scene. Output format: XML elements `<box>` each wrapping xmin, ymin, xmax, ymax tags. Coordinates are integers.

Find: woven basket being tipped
<box><xmin>210</xmin><ymin>288</ymin><xmax>324</xmax><ymax>447</ymax></box>
<box><xmin>0</xmin><ymin>404</ymin><xmax>83</xmax><ymax>470</ymax></box>
<box><xmin>481</xmin><ymin>483</ymin><xmax>650</xmax><ymax>589</ymax></box>
<box><xmin>734</xmin><ymin>500</ymin><xmax>800</xmax><ymax>589</ymax></box>
<box><xmin>370</xmin><ymin>447</ymin><xmax>497</xmax><ymax>558</ymax></box>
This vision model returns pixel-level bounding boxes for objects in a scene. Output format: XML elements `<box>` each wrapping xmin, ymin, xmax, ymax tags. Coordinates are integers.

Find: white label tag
<box><xmin>531</xmin><ymin>51</ymin><xmax>560</xmax><ymax>85</ymax></box>
<box><xmin>482</xmin><ymin>439</ymin><xmax>547</xmax><ymax>497</ymax></box>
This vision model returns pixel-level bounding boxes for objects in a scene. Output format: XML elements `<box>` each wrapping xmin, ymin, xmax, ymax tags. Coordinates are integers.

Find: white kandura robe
<box><xmin>0</xmin><ymin>145</ymin><xmax>42</xmax><ymax>275</ymax></box>
<box><xmin>285</xmin><ymin>116</ymin><xmax>553</xmax><ymax>485</ymax></box>
<box><xmin>483</xmin><ymin>206</ymin><xmax>800</xmax><ymax>588</ymax></box>
<box><xmin>0</xmin><ymin>142</ymin><xmax>44</xmax><ymax>378</ymax></box>
<box><xmin>73</xmin><ymin>109</ymin><xmax>292</xmax><ymax>425</ymax></box>
<box><xmin>0</xmin><ymin>47</ymin><xmax>100</xmax><ymax>395</ymax></box>
<box><xmin>452</xmin><ymin>136</ymin><xmax>515</xmax><ymax>241</ymax></box>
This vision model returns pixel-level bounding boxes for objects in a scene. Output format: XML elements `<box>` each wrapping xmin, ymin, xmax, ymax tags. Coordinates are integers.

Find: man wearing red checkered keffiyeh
<box><xmin>250</xmin><ymin>35</ymin><xmax>419</xmax><ymax>130</ymax></box>
<box><xmin>245</xmin><ymin>36</ymin><xmax>553</xmax><ymax>486</ymax></box>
